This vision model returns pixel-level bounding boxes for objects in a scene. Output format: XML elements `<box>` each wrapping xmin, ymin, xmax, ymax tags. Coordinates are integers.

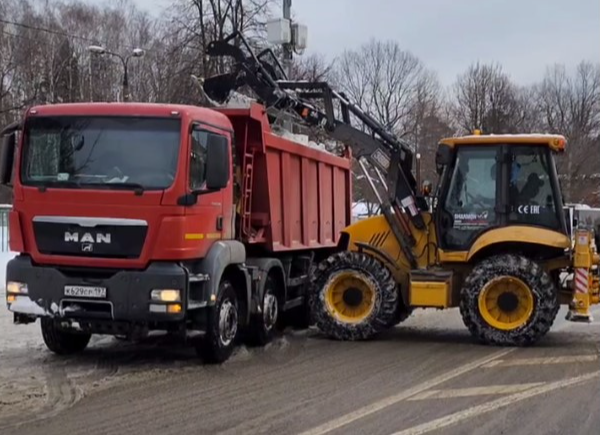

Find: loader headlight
<box><xmin>6</xmin><ymin>281</ymin><xmax>28</xmax><ymax>295</ymax></box>
<box><xmin>150</xmin><ymin>289</ymin><xmax>181</xmax><ymax>302</ymax></box>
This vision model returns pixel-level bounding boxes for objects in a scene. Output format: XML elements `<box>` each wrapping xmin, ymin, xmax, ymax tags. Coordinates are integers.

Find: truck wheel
<box><xmin>198</xmin><ymin>278</ymin><xmax>240</xmax><ymax>364</ymax></box>
<box><xmin>246</xmin><ymin>274</ymin><xmax>282</xmax><ymax>346</ymax></box>
<box><xmin>40</xmin><ymin>318</ymin><xmax>91</xmax><ymax>355</ymax></box>
<box><xmin>309</xmin><ymin>251</ymin><xmax>398</xmax><ymax>340</ymax></box>
<box><xmin>460</xmin><ymin>254</ymin><xmax>559</xmax><ymax>346</ymax></box>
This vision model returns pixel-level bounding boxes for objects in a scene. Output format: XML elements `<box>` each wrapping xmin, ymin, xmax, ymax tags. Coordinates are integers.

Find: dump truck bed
<box><xmin>216</xmin><ymin>104</ymin><xmax>353</xmax><ymax>252</ymax></box>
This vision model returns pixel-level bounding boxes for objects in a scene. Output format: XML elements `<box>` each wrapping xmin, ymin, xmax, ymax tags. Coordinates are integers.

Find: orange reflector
<box><xmin>167</xmin><ymin>304</ymin><xmax>182</xmax><ymax>314</ymax></box>
<box><xmin>301</xmin><ymin>108</ymin><xmax>310</xmax><ymax>118</ymax></box>
<box><xmin>7</xmin><ymin>295</ymin><xmax>16</xmax><ymax>303</ymax></box>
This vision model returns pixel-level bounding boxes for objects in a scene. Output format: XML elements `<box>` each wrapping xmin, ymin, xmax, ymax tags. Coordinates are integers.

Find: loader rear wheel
<box><xmin>309</xmin><ymin>251</ymin><xmax>399</xmax><ymax>340</ymax></box>
<box><xmin>460</xmin><ymin>254</ymin><xmax>559</xmax><ymax>346</ymax></box>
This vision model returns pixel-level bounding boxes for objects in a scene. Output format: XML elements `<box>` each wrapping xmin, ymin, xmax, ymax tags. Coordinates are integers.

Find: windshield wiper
<box><xmin>99</xmin><ymin>182</ymin><xmax>145</xmax><ymax>195</ymax></box>
<box><xmin>36</xmin><ymin>180</ymin><xmax>145</xmax><ymax>195</ymax></box>
<box><xmin>36</xmin><ymin>180</ymin><xmax>82</xmax><ymax>192</ymax></box>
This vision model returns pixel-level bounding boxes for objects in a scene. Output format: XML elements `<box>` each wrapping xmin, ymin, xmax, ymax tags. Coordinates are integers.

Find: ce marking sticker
<box><xmin>517</xmin><ymin>205</ymin><xmax>541</xmax><ymax>215</ymax></box>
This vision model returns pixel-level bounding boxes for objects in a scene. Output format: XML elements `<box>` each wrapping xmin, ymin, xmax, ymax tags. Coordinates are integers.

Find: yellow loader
<box><xmin>203</xmin><ymin>31</ymin><xmax>599</xmax><ymax>346</ymax></box>
<box><xmin>310</xmin><ymin>133</ymin><xmax>600</xmax><ymax>345</ymax></box>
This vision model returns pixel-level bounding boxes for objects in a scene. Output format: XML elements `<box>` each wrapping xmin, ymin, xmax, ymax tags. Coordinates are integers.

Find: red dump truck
<box><xmin>0</xmin><ymin>101</ymin><xmax>352</xmax><ymax>363</ymax></box>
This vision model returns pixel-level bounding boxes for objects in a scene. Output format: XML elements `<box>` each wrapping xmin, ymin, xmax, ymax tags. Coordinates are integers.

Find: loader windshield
<box><xmin>20</xmin><ymin>115</ymin><xmax>181</xmax><ymax>190</ymax></box>
<box><xmin>508</xmin><ymin>145</ymin><xmax>562</xmax><ymax>230</ymax></box>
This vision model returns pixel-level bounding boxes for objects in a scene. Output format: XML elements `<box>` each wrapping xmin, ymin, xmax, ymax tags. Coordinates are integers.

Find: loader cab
<box><xmin>434</xmin><ymin>134</ymin><xmax>567</xmax><ymax>251</ymax></box>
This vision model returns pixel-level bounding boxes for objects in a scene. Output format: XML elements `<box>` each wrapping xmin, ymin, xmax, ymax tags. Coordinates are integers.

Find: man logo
<box><xmin>81</xmin><ymin>243</ymin><xmax>93</xmax><ymax>252</ymax></box>
<box><xmin>64</xmin><ymin>232</ymin><xmax>111</xmax><ymax>244</ymax></box>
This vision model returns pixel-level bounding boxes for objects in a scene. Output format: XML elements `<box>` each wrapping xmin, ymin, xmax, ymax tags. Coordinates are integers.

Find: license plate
<box><xmin>64</xmin><ymin>285</ymin><xmax>107</xmax><ymax>299</ymax></box>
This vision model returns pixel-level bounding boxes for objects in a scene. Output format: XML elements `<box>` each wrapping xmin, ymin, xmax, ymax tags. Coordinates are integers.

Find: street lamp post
<box><xmin>88</xmin><ymin>45</ymin><xmax>144</xmax><ymax>102</ymax></box>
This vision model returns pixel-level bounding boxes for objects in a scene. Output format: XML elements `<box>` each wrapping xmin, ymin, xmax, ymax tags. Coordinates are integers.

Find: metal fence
<box><xmin>0</xmin><ymin>204</ymin><xmax>10</xmax><ymax>252</ymax></box>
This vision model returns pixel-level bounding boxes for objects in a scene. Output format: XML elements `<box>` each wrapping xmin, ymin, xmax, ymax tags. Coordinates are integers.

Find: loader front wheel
<box><xmin>460</xmin><ymin>254</ymin><xmax>559</xmax><ymax>346</ymax></box>
<box><xmin>309</xmin><ymin>251</ymin><xmax>399</xmax><ymax>340</ymax></box>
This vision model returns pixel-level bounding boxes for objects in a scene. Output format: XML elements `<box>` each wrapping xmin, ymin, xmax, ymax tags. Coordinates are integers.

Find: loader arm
<box><xmin>203</xmin><ymin>32</ymin><xmax>426</xmax><ymax>267</ymax></box>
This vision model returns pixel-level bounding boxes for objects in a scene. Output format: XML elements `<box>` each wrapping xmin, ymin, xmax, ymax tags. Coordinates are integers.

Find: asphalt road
<box><xmin>1</xmin><ymin>306</ymin><xmax>598</xmax><ymax>435</ymax></box>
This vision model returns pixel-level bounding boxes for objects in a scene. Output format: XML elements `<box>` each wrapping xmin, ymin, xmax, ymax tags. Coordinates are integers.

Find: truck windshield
<box><xmin>21</xmin><ymin>116</ymin><xmax>181</xmax><ymax>190</ymax></box>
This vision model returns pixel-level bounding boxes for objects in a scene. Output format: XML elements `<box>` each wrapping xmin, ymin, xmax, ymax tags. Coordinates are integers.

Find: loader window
<box><xmin>508</xmin><ymin>146</ymin><xmax>561</xmax><ymax>230</ymax></box>
<box><xmin>440</xmin><ymin>147</ymin><xmax>499</xmax><ymax>249</ymax></box>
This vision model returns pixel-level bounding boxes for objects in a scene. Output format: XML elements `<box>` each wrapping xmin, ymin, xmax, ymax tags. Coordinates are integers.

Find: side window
<box><xmin>190</xmin><ymin>128</ymin><xmax>208</xmax><ymax>190</ymax></box>
<box><xmin>509</xmin><ymin>146</ymin><xmax>560</xmax><ymax>230</ymax></box>
<box><xmin>441</xmin><ymin>147</ymin><xmax>498</xmax><ymax>249</ymax></box>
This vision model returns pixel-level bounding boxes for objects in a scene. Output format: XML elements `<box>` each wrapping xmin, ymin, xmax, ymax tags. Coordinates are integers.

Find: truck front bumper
<box><xmin>5</xmin><ymin>255</ymin><xmax>189</xmax><ymax>323</ymax></box>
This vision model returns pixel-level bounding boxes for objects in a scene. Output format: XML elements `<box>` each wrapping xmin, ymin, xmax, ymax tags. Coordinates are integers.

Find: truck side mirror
<box><xmin>0</xmin><ymin>132</ymin><xmax>17</xmax><ymax>186</ymax></box>
<box><xmin>205</xmin><ymin>133</ymin><xmax>230</xmax><ymax>190</ymax></box>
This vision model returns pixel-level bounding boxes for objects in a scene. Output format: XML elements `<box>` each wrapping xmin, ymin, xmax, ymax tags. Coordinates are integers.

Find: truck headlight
<box><xmin>150</xmin><ymin>289</ymin><xmax>181</xmax><ymax>302</ymax></box>
<box><xmin>6</xmin><ymin>281</ymin><xmax>28</xmax><ymax>295</ymax></box>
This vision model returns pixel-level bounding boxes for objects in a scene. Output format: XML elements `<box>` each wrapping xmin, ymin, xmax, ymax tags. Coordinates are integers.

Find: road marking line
<box><xmin>407</xmin><ymin>383</ymin><xmax>544</xmax><ymax>401</ymax></box>
<box><xmin>388</xmin><ymin>371</ymin><xmax>600</xmax><ymax>435</ymax></box>
<box><xmin>483</xmin><ymin>354</ymin><xmax>598</xmax><ymax>368</ymax></box>
<box><xmin>295</xmin><ymin>348</ymin><xmax>515</xmax><ymax>435</ymax></box>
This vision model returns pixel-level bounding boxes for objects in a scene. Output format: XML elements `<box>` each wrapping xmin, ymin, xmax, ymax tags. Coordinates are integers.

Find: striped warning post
<box><xmin>574</xmin><ymin>268</ymin><xmax>589</xmax><ymax>294</ymax></box>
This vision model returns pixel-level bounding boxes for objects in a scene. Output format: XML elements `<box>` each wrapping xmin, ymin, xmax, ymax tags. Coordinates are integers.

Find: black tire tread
<box><xmin>198</xmin><ymin>280</ymin><xmax>238</xmax><ymax>364</ymax></box>
<box><xmin>308</xmin><ymin>251</ymin><xmax>399</xmax><ymax>341</ymax></box>
<box><xmin>246</xmin><ymin>274</ymin><xmax>282</xmax><ymax>346</ymax></box>
<box><xmin>40</xmin><ymin>318</ymin><xmax>91</xmax><ymax>355</ymax></box>
<box><xmin>459</xmin><ymin>253</ymin><xmax>559</xmax><ymax>346</ymax></box>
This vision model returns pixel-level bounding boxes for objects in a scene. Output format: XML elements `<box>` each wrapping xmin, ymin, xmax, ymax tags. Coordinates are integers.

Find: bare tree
<box><xmin>452</xmin><ymin>62</ymin><xmax>526</xmax><ymax>134</ymax></box>
<box><xmin>334</xmin><ymin>39</ymin><xmax>438</xmax><ymax>138</ymax></box>
<box><xmin>290</xmin><ymin>53</ymin><xmax>334</xmax><ymax>82</ymax></box>
<box><xmin>534</xmin><ymin>61</ymin><xmax>600</xmax><ymax>202</ymax></box>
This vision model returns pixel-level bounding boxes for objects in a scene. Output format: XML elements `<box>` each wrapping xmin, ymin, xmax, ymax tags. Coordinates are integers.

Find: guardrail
<box><xmin>0</xmin><ymin>204</ymin><xmax>10</xmax><ymax>252</ymax></box>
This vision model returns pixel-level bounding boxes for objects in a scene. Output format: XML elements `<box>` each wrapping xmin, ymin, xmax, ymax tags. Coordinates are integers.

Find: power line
<box><xmin>0</xmin><ymin>17</ymin><xmax>154</xmax><ymax>53</ymax></box>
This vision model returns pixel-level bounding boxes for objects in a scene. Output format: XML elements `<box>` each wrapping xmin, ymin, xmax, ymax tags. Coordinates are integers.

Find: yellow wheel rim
<box><xmin>478</xmin><ymin>276</ymin><xmax>534</xmax><ymax>331</ymax></box>
<box><xmin>324</xmin><ymin>271</ymin><xmax>376</xmax><ymax>324</ymax></box>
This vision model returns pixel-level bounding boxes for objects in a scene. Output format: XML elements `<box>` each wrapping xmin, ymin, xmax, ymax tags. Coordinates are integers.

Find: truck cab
<box><xmin>0</xmin><ymin>102</ymin><xmax>352</xmax><ymax>363</ymax></box>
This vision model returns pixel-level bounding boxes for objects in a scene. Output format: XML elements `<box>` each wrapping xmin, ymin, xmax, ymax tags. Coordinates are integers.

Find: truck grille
<box><xmin>32</xmin><ymin>216</ymin><xmax>147</xmax><ymax>259</ymax></box>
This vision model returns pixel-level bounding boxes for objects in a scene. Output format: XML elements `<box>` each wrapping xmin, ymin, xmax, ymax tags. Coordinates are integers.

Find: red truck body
<box><xmin>217</xmin><ymin>104</ymin><xmax>352</xmax><ymax>252</ymax></box>
<box><xmin>1</xmin><ymin>101</ymin><xmax>352</xmax><ymax>362</ymax></box>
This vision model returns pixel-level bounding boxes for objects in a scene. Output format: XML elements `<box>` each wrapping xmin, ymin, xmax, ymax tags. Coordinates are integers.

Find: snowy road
<box><xmin>1</xmin><ymin>289</ymin><xmax>598</xmax><ymax>435</ymax></box>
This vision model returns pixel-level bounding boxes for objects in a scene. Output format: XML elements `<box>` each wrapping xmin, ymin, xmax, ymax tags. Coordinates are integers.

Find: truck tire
<box><xmin>460</xmin><ymin>254</ymin><xmax>559</xmax><ymax>346</ymax></box>
<box><xmin>246</xmin><ymin>273</ymin><xmax>282</xmax><ymax>346</ymax></box>
<box><xmin>309</xmin><ymin>251</ymin><xmax>399</xmax><ymax>340</ymax></box>
<box><xmin>197</xmin><ymin>278</ymin><xmax>240</xmax><ymax>364</ymax></box>
<box><xmin>40</xmin><ymin>318</ymin><xmax>91</xmax><ymax>355</ymax></box>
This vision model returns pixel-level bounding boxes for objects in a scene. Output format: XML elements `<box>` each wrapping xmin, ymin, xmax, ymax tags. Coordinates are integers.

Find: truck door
<box><xmin>186</xmin><ymin>124</ymin><xmax>234</xmax><ymax>242</ymax></box>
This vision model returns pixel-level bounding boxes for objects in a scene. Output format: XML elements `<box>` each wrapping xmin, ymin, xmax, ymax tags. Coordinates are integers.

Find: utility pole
<box><xmin>282</xmin><ymin>0</ymin><xmax>293</xmax><ymax>78</ymax></box>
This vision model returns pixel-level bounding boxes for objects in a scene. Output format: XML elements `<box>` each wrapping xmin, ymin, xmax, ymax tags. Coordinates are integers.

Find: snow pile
<box><xmin>272</xmin><ymin>129</ymin><xmax>338</xmax><ymax>155</ymax></box>
<box><xmin>219</xmin><ymin>91</ymin><xmax>255</xmax><ymax>108</ymax></box>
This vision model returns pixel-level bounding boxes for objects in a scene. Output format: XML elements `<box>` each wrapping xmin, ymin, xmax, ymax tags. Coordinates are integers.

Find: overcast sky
<box><xmin>134</xmin><ymin>0</ymin><xmax>600</xmax><ymax>86</ymax></box>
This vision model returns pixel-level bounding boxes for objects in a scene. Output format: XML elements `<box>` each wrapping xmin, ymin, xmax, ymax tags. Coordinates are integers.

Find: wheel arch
<box><xmin>199</xmin><ymin>241</ymin><xmax>251</xmax><ymax>324</ymax></box>
<box><xmin>468</xmin><ymin>241</ymin><xmax>567</xmax><ymax>266</ymax></box>
<box><xmin>467</xmin><ymin>226</ymin><xmax>571</xmax><ymax>265</ymax></box>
